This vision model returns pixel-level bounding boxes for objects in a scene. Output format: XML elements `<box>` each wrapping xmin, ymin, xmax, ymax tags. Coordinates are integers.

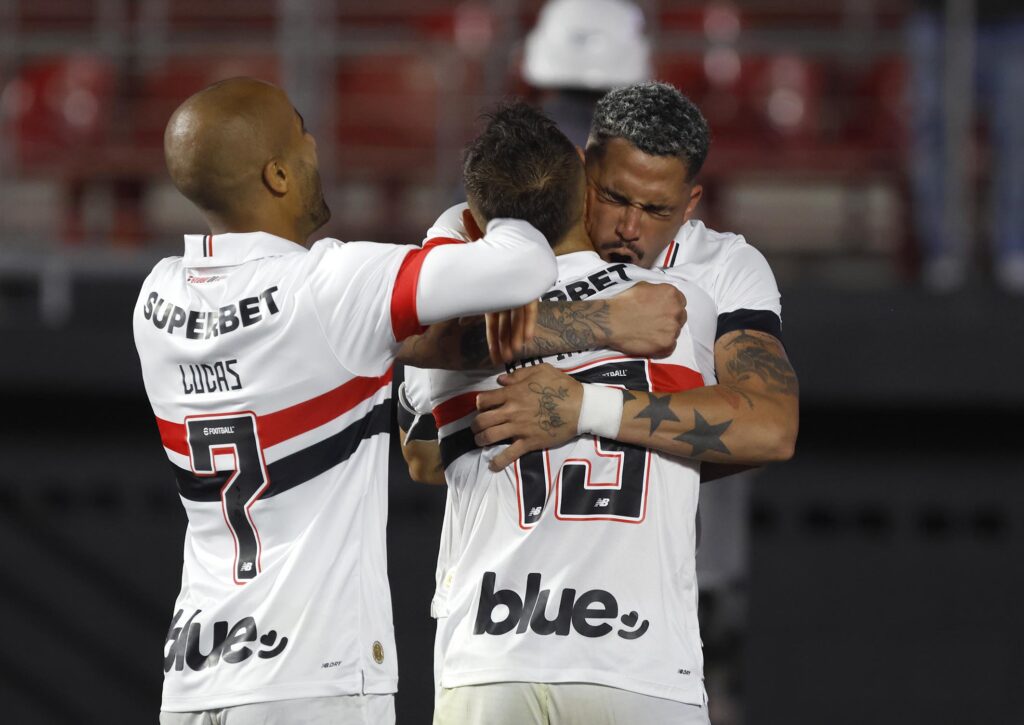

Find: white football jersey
<box><xmin>134</xmin><ymin>232</ymin><xmax>425</xmax><ymax>712</ymax></box>
<box><xmin>425</xmin><ymin>251</ymin><xmax>717</xmax><ymax>706</ymax></box>
<box><xmin>658</xmin><ymin>219</ymin><xmax>783</xmax><ymax>341</ymax></box>
<box><xmin>428</xmin><ymin>204</ymin><xmax>783</xmax><ymax>345</ymax></box>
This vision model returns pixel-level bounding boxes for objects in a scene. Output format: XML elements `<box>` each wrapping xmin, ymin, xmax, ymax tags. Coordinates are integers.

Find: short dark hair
<box><xmin>463</xmin><ymin>101</ymin><xmax>583</xmax><ymax>246</ymax></box>
<box><xmin>589</xmin><ymin>81</ymin><xmax>710</xmax><ymax>179</ymax></box>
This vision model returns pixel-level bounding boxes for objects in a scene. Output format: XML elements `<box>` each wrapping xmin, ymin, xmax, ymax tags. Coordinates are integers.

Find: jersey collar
<box><xmin>183</xmin><ymin>231</ymin><xmax>305</xmax><ymax>266</ymax></box>
<box><xmin>553</xmin><ymin>250</ymin><xmax>605</xmax><ymax>283</ymax></box>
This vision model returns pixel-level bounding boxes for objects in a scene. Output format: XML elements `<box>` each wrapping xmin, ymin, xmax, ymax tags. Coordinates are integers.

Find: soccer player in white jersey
<box><xmin>133</xmin><ymin>78</ymin><xmax>573</xmax><ymax>725</ymax></box>
<box><xmin>472</xmin><ymin>81</ymin><xmax>799</xmax><ymax>484</ymax></box>
<box><xmin>400</xmin><ymin>102</ymin><xmax>718</xmax><ymax>724</ymax></box>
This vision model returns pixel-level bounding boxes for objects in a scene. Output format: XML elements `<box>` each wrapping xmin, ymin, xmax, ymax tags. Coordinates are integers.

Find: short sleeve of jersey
<box><xmin>717</xmin><ymin>243</ymin><xmax>782</xmax><ymax>317</ymax></box>
<box><xmin>403</xmin><ymin>365</ymin><xmax>434</xmax><ymax>416</ymax></box>
<box><xmin>305</xmin><ymin>240</ymin><xmax>415</xmax><ymax>377</ymax></box>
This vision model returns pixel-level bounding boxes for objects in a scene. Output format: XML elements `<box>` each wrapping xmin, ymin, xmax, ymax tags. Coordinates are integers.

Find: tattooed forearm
<box><xmin>633</xmin><ymin>392</ymin><xmax>680</xmax><ymax>435</ymax></box>
<box><xmin>529</xmin><ymin>382</ymin><xmax>570</xmax><ymax>437</ymax></box>
<box><xmin>726</xmin><ymin>346</ymin><xmax>798</xmax><ymax>395</ymax></box>
<box><xmin>723</xmin><ymin>329</ymin><xmax>767</xmax><ymax>350</ymax></box>
<box><xmin>715</xmin><ymin>385</ymin><xmax>754</xmax><ymax>410</ymax></box>
<box><xmin>674</xmin><ymin>411</ymin><xmax>732</xmax><ymax>456</ymax></box>
<box><xmin>528</xmin><ymin>301</ymin><xmax>614</xmax><ymax>356</ymax></box>
<box><xmin>723</xmin><ymin>333</ymin><xmax>798</xmax><ymax>396</ymax></box>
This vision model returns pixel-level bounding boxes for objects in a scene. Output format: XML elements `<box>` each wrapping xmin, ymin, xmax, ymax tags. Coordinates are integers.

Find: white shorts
<box><xmin>159</xmin><ymin>694</ymin><xmax>395</xmax><ymax>725</ymax></box>
<box><xmin>433</xmin><ymin>682</ymin><xmax>710</xmax><ymax>725</ymax></box>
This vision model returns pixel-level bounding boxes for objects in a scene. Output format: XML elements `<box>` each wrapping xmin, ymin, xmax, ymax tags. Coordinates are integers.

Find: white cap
<box><xmin>522</xmin><ymin>0</ymin><xmax>652</xmax><ymax>91</ymax></box>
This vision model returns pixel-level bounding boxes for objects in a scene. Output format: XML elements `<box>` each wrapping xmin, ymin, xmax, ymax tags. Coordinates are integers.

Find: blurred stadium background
<box><xmin>1</xmin><ymin>1</ymin><xmax>1021</xmax><ymax>723</ymax></box>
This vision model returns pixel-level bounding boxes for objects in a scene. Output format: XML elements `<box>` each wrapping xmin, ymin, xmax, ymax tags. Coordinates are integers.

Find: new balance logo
<box><xmin>529</xmin><ymin>506</ymin><xmax>542</xmax><ymax>517</ymax></box>
<box><xmin>594</xmin><ymin>498</ymin><xmax>610</xmax><ymax>508</ymax></box>
<box><xmin>473</xmin><ymin>572</ymin><xmax>649</xmax><ymax>640</ymax></box>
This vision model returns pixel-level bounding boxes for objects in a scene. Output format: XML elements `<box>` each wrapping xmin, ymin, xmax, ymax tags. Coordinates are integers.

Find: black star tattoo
<box><xmin>621</xmin><ymin>390</ymin><xmax>637</xmax><ymax>403</ymax></box>
<box><xmin>674</xmin><ymin>411</ymin><xmax>732</xmax><ymax>456</ymax></box>
<box><xmin>634</xmin><ymin>393</ymin><xmax>679</xmax><ymax>435</ymax></box>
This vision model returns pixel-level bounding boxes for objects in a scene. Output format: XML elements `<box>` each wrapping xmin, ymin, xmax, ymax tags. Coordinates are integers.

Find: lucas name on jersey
<box><xmin>179</xmin><ymin>358</ymin><xmax>243</xmax><ymax>395</ymax></box>
<box><xmin>141</xmin><ymin>285</ymin><xmax>280</xmax><ymax>340</ymax></box>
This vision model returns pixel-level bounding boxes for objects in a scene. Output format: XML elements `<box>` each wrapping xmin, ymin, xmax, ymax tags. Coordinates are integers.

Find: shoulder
<box><xmin>308</xmin><ymin>238</ymin><xmax>411</xmax><ymax>266</ymax></box>
<box><xmin>145</xmin><ymin>255</ymin><xmax>183</xmax><ymax>279</ymax></box>
<box><xmin>667</xmin><ymin>220</ymin><xmax>750</xmax><ymax>271</ymax></box>
<box><xmin>424</xmin><ymin>202</ymin><xmax>471</xmax><ymax>245</ymax></box>
<box><xmin>666</xmin><ymin>220</ymin><xmax>780</xmax><ymax>313</ymax></box>
<box><xmin>136</xmin><ymin>256</ymin><xmax>182</xmax><ymax>298</ymax></box>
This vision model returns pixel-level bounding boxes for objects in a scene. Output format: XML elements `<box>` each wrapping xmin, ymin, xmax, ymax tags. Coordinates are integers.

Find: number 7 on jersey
<box><xmin>185</xmin><ymin>412</ymin><xmax>270</xmax><ymax>584</ymax></box>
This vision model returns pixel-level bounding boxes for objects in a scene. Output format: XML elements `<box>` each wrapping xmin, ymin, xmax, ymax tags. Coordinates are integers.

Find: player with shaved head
<box><xmin>164</xmin><ymin>78</ymin><xmax>329</xmax><ymax>242</ymax></box>
<box><xmin>139</xmin><ymin>77</ymin><xmax>689</xmax><ymax>725</ymax></box>
<box><xmin>137</xmin><ymin>77</ymin><xmax>567</xmax><ymax>725</ymax></box>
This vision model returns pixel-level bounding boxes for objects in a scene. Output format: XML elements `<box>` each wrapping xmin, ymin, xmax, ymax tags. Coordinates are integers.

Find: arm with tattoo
<box><xmin>397</xmin><ymin>281</ymin><xmax>686</xmax><ymax>370</ymax></box>
<box><xmin>472</xmin><ymin>328</ymin><xmax>799</xmax><ymax>472</ymax></box>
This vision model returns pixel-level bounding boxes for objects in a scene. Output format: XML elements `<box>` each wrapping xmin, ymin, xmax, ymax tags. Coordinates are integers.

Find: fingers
<box><xmin>470</xmin><ymin>407</ymin><xmax>509</xmax><ymax>434</ymax></box>
<box><xmin>508</xmin><ymin>306</ymin><xmax>524</xmax><ymax>360</ymax></box>
<box><xmin>484</xmin><ymin>312</ymin><xmax>503</xmax><ymax>367</ymax></box>
<box><xmin>489</xmin><ymin>440</ymin><xmax>531</xmax><ymax>472</ymax></box>
<box><xmin>495</xmin><ymin>310</ymin><xmax>510</xmax><ymax>363</ymax></box>
<box><xmin>521</xmin><ymin>301</ymin><xmax>538</xmax><ymax>355</ymax></box>
<box><xmin>474</xmin><ymin>422</ymin><xmax>515</xmax><ymax>448</ymax></box>
<box><xmin>475</xmin><ymin>387</ymin><xmax>508</xmax><ymax>412</ymax></box>
<box><xmin>483</xmin><ymin>302</ymin><xmax>542</xmax><ymax>367</ymax></box>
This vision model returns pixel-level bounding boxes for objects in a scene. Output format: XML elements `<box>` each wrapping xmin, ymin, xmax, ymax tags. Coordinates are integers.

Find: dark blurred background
<box><xmin>1</xmin><ymin>1</ymin><xmax>1022</xmax><ymax>724</ymax></box>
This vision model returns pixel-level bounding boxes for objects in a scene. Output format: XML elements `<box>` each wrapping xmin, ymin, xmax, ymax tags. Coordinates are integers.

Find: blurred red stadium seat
<box><xmin>333</xmin><ymin>53</ymin><xmax>440</xmax><ymax>176</ymax></box>
<box><xmin>1</xmin><ymin>56</ymin><xmax>116</xmax><ymax>170</ymax></box>
<box><xmin>132</xmin><ymin>56</ymin><xmax>281</xmax><ymax>151</ymax></box>
<box><xmin>842</xmin><ymin>57</ymin><xmax>908</xmax><ymax>150</ymax></box>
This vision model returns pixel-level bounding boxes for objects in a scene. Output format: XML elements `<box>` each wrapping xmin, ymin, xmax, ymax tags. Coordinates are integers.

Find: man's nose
<box><xmin>616</xmin><ymin>205</ymin><xmax>642</xmax><ymax>240</ymax></box>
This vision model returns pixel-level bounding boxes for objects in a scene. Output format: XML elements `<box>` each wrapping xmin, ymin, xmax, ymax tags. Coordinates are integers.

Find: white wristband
<box><xmin>577</xmin><ymin>384</ymin><xmax>624</xmax><ymax>440</ymax></box>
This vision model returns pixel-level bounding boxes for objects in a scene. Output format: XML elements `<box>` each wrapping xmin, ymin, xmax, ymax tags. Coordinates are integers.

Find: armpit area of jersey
<box><xmin>716</xmin><ymin>308</ymin><xmax>783</xmax><ymax>343</ymax></box>
<box><xmin>397</xmin><ymin>381</ymin><xmax>439</xmax><ymax>443</ymax></box>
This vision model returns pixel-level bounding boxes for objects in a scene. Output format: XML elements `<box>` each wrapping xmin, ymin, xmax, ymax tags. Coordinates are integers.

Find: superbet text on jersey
<box><xmin>426</xmin><ymin>251</ymin><xmax>717</xmax><ymax>707</ymax></box>
<box><xmin>134</xmin><ymin>232</ymin><xmax>427</xmax><ymax>712</ymax></box>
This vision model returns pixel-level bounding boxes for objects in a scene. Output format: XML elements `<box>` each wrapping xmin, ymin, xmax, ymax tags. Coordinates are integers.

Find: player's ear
<box><xmin>263</xmin><ymin>159</ymin><xmax>289</xmax><ymax>196</ymax></box>
<box><xmin>462</xmin><ymin>208</ymin><xmax>485</xmax><ymax>241</ymax></box>
<box><xmin>684</xmin><ymin>184</ymin><xmax>703</xmax><ymax>221</ymax></box>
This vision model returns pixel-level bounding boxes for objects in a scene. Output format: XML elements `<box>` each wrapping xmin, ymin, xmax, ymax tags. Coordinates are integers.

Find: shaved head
<box><xmin>164</xmin><ymin>77</ymin><xmax>329</xmax><ymax>241</ymax></box>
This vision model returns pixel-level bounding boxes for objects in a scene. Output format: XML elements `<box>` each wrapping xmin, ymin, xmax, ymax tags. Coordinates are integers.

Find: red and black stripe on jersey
<box><xmin>157</xmin><ymin>369</ymin><xmax>393</xmax><ymax>501</ymax></box>
<box><xmin>435</xmin><ymin>357</ymin><xmax>705</xmax><ymax>470</ymax></box>
<box><xmin>660</xmin><ymin>241</ymin><xmax>681</xmax><ymax>269</ymax></box>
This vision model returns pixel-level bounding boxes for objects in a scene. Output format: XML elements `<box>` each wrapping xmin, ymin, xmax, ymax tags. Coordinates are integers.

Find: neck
<box><xmin>551</xmin><ymin>218</ymin><xmax>594</xmax><ymax>257</ymax></box>
<box><xmin>205</xmin><ymin>212</ymin><xmax>307</xmax><ymax>246</ymax></box>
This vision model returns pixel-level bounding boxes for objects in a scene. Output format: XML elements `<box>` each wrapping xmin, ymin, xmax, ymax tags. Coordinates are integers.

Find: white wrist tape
<box><xmin>577</xmin><ymin>384</ymin><xmax>624</xmax><ymax>440</ymax></box>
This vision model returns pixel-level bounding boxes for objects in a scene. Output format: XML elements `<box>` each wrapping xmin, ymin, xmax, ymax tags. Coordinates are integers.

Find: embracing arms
<box><xmin>396</xmin><ymin>281</ymin><xmax>687</xmax><ymax>370</ymax></box>
<box><xmin>471</xmin><ymin>327</ymin><xmax>798</xmax><ymax>475</ymax></box>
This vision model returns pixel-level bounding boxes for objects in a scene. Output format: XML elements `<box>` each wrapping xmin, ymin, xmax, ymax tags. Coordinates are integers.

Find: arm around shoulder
<box><xmin>415</xmin><ymin>218</ymin><xmax>557</xmax><ymax>325</ymax></box>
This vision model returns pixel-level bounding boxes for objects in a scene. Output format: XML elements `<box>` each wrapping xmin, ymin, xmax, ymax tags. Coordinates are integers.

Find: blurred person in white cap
<box><xmin>522</xmin><ymin>0</ymin><xmax>652</xmax><ymax>147</ymax></box>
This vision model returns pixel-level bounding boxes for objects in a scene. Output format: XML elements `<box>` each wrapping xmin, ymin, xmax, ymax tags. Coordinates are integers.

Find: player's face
<box><xmin>292</xmin><ymin>110</ymin><xmax>331</xmax><ymax>236</ymax></box>
<box><xmin>585</xmin><ymin>137</ymin><xmax>702</xmax><ymax>269</ymax></box>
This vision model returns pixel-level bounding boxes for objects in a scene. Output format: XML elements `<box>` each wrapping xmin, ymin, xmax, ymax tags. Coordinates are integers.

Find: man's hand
<box><xmin>472</xmin><ymin>364</ymin><xmax>582</xmax><ymax>471</ymax></box>
<box><xmin>607</xmin><ymin>282</ymin><xmax>686</xmax><ymax>358</ymax></box>
<box><xmin>485</xmin><ymin>301</ymin><xmax>538</xmax><ymax>366</ymax></box>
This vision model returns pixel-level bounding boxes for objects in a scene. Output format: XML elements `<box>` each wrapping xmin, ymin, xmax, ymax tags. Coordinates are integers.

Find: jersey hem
<box><xmin>160</xmin><ymin>676</ymin><xmax>398</xmax><ymax>712</ymax></box>
<box><xmin>439</xmin><ymin>667</ymin><xmax>704</xmax><ymax>706</ymax></box>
